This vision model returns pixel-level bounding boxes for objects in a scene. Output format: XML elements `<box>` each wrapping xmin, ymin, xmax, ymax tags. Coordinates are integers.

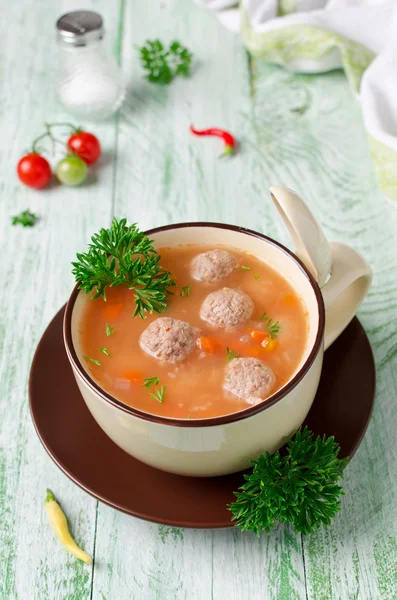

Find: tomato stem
<box><xmin>45</xmin><ymin>122</ymin><xmax>78</xmax><ymax>133</ymax></box>
<box><xmin>31</xmin><ymin>132</ymin><xmax>50</xmax><ymax>154</ymax></box>
<box><xmin>31</xmin><ymin>123</ymin><xmax>75</xmax><ymax>156</ymax></box>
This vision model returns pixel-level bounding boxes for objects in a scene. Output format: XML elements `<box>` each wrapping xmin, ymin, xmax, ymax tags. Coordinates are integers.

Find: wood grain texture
<box><xmin>1</xmin><ymin>0</ymin><xmax>397</xmax><ymax>598</ymax></box>
<box><xmin>0</xmin><ymin>1</ymin><xmax>120</xmax><ymax>598</ymax></box>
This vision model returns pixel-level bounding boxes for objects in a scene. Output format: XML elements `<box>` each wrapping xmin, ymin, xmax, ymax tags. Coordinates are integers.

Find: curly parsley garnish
<box><xmin>72</xmin><ymin>219</ymin><xmax>176</xmax><ymax>319</ymax></box>
<box><xmin>230</xmin><ymin>427</ymin><xmax>348</xmax><ymax>536</ymax></box>
<box><xmin>138</xmin><ymin>40</ymin><xmax>193</xmax><ymax>84</ymax></box>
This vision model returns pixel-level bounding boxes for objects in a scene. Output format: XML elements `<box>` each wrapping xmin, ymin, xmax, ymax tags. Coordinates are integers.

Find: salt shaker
<box><xmin>56</xmin><ymin>11</ymin><xmax>126</xmax><ymax>121</ymax></box>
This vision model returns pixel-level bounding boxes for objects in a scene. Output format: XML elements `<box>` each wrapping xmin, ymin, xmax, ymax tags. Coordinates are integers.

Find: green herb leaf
<box><xmin>105</xmin><ymin>323</ymin><xmax>116</xmax><ymax>336</ymax></box>
<box><xmin>241</xmin><ymin>265</ymin><xmax>251</xmax><ymax>271</ymax></box>
<box><xmin>260</xmin><ymin>312</ymin><xmax>281</xmax><ymax>339</ymax></box>
<box><xmin>144</xmin><ymin>376</ymin><xmax>165</xmax><ymax>402</ymax></box>
<box><xmin>149</xmin><ymin>385</ymin><xmax>166</xmax><ymax>403</ymax></box>
<box><xmin>168</xmin><ymin>41</ymin><xmax>193</xmax><ymax>77</ymax></box>
<box><xmin>99</xmin><ymin>347</ymin><xmax>110</xmax><ymax>356</ymax></box>
<box><xmin>144</xmin><ymin>376</ymin><xmax>160</xmax><ymax>390</ymax></box>
<box><xmin>72</xmin><ymin>218</ymin><xmax>176</xmax><ymax>319</ymax></box>
<box><xmin>138</xmin><ymin>40</ymin><xmax>192</xmax><ymax>84</ymax></box>
<box><xmin>253</xmin><ymin>274</ymin><xmax>260</xmax><ymax>280</ymax></box>
<box><xmin>138</xmin><ymin>40</ymin><xmax>172</xmax><ymax>84</ymax></box>
<box><xmin>12</xmin><ymin>209</ymin><xmax>38</xmax><ymax>227</ymax></box>
<box><xmin>229</xmin><ymin>427</ymin><xmax>348</xmax><ymax>536</ymax></box>
<box><xmin>180</xmin><ymin>285</ymin><xmax>191</xmax><ymax>297</ymax></box>
<box><xmin>226</xmin><ymin>346</ymin><xmax>240</xmax><ymax>362</ymax></box>
<box><xmin>83</xmin><ymin>356</ymin><xmax>102</xmax><ymax>366</ymax></box>
<box><xmin>187</xmin><ymin>414</ymin><xmax>192</xmax><ymax>419</ymax></box>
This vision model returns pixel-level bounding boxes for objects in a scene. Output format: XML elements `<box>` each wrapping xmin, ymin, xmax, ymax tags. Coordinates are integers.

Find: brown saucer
<box><xmin>29</xmin><ymin>307</ymin><xmax>375</xmax><ymax>528</ymax></box>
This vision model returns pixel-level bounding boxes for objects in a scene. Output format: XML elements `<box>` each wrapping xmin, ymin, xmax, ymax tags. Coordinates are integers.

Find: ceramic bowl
<box><xmin>63</xmin><ymin>188</ymin><xmax>372</xmax><ymax>476</ymax></box>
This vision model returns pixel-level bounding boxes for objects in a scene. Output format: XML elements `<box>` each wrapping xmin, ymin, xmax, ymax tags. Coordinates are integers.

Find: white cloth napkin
<box><xmin>195</xmin><ymin>0</ymin><xmax>397</xmax><ymax>203</ymax></box>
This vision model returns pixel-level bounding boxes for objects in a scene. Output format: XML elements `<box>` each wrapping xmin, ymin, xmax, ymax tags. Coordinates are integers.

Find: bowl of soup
<box><xmin>64</xmin><ymin>221</ymin><xmax>327</xmax><ymax>476</ymax></box>
<box><xmin>64</xmin><ymin>189</ymin><xmax>372</xmax><ymax>477</ymax></box>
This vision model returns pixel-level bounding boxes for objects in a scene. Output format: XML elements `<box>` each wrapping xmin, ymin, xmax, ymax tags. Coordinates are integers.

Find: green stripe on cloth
<box><xmin>241</xmin><ymin>15</ymin><xmax>374</xmax><ymax>90</ymax></box>
<box><xmin>278</xmin><ymin>0</ymin><xmax>297</xmax><ymax>17</ymax></box>
<box><xmin>369</xmin><ymin>137</ymin><xmax>397</xmax><ymax>203</ymax></box>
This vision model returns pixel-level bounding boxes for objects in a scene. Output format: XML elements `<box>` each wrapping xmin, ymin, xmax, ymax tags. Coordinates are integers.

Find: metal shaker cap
<box><xmin>56</xmin><ymin>11</ymin><xmax>104</xmax><ymax>47</ymax></box>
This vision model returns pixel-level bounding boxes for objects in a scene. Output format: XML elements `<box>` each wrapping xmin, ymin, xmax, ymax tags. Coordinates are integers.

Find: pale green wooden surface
<box><xmin>1</xmin><ymin>1</ymin><xmax>397</xmax><ymax>599</ymax></box>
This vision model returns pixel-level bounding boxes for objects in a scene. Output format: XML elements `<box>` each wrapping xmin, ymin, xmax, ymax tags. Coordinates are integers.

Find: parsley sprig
<box><xmin>12</xmin><ymin>209</ymin><xmax>38</xmax><ymax>227</ymax></box>
<box><xmin>72</xmin><ymin>219</ymin><xmax>176</xmax><ymax>319</ymax></box>
<box><xmin>168</xmin><ymin>41</ymin><xmax>193</xmax><ymax>77</ymax></box>
<box><xmin>230</xmin><ymin>427</ymin><xmax>348</xmax><ymax>536</ymax></box>
<box><xmin>138</xmin><ymin>40</ymin><xmax>193</xmax><ymax>84</ymax></box>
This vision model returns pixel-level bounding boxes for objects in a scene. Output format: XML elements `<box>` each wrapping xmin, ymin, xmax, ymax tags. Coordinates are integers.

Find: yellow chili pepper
<box><xmin>45</xmin><ymin>489</ymin><xmax>92</xmax><ymax>564</ymax></box>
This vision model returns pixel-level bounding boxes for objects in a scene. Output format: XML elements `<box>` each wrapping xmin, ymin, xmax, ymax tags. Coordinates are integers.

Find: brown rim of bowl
<box><xmin>64</xmin><ymin>222</ymin><xmax>325</xmax><ymax>428</ymax></box>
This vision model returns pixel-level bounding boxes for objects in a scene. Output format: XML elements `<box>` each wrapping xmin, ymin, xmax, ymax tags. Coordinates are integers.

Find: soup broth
<box><xmin>78</xmin><ymin>244</ymin><xmax>308</xmax><ymax>419</ymax></box>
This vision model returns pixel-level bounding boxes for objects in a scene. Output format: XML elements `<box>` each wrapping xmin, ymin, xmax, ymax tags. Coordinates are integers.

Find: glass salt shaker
<box><xmin>56</xmin><ymin>11</ymin><xmax>126</xmax><ymax>121</ymax></box>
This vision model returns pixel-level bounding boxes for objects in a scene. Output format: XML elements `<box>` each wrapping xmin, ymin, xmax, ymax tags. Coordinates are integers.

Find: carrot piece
<box><xmin>102</xmin><ymin>303</ymin><xmax>124</xmax><ymax>320</ymax></box>
<box><xmin>261</xmin><ymin>339</ymin><xmax>278</xmax><ymax>352</ymax></box>
<box><xmin>249</xmin><ymin>329</ymin><xmax>270</xmax><ymax>344</ymax></box>
<box><xmin>197</xmin><ymin>336</ymin><xmax>222</xmax><ymax>353</ymax></box>
<box><xmin>283</xmin><ymin>294</ymin><xmax>296</xmax><ymax>305</ymax></box>
<box><xmin>246</xmin><ymin>347</ymin><xmax>262</xmax><ymax>357</ymax></box>
<box><xmin>122</xmin><ymin>371</ymin><xmax>143</xmax><ymax>384</ymax></box>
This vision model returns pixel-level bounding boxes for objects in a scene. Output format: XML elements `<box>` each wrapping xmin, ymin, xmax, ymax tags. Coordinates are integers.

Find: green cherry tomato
<box><xmin>56</xmin><ymin>155</ymin><xmax>88</xmax><ymax>186</ymax></box>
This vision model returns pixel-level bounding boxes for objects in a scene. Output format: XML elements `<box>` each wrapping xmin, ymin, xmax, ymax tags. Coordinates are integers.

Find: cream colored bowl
<box><xmin>64</xmin><ymin>188</ymin><xmax>372</xmax><ymax>477</ymax></box>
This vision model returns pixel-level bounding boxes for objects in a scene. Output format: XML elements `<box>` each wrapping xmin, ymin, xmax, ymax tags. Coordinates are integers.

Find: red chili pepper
<box><xmin>190</xmin><ymin>125</ymin><xmax>236</xmax><ymax>157</ymax></box>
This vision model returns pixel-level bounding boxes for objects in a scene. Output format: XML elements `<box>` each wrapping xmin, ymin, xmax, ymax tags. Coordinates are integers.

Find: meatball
<box><xmin>191</xmin><ymin>249</ymin><xmax>237</xmax><ymax>283</ymax></box>
<box><xmin>224</xmin><ymin>357</ymin><xmax>275</xmax><ymax>403</ymax></box>
<box><xmin>200</xmin><ymin>288</ymin><xmax>254</xmax><ymax>329</ymax></box>
<box><xmin>139</xmin><ymin>317</ymin><xmax>197</xmax><ymax>363</ymax></box>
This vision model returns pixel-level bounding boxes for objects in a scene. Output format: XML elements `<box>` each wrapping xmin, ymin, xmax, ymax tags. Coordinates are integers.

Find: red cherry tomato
<box><xmin>67</xmin><ymin>131</ymin><xmax>101</xmax><ymax>165</ymax></box>
<box><xmin>17</xmin><ymin>153</ymin><xmax>52</xmax><ymax>189</ymax></box>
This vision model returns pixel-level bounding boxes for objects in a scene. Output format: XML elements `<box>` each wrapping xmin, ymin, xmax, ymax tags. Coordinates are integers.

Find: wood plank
<box><xmin>112</xmin><ymin>0</ymin><xmax>275</xmax><ymax>235</ymax></box>
<box><xmin>246</xmin><ymin>61</ymin><xmax>397</xmax><ymax>599</ymax></box>
<box><xmin>211</xmin><ymin>526</ymin><xmax>306</xmax><ymax>600</ymax></box>
<box><xmin>2</xmin><ymin>0</ymin><xmax>397</xmax><ymax>597</ymax></box>
<box><xmin>92</xmin><ymin>2</ymin><xmax>306</xmax><ymax>600</ymax></box>
<box><xmin>0</xmin><ymin>1</ymin><xmax>122</xmax><ymax>598</ymax></box>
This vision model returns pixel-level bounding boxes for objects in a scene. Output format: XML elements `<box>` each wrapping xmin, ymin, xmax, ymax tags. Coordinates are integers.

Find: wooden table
<box><xmin>1</xmin><ymin>1</ymin><xmax>397</xmax><ymax>598</ymax></box>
